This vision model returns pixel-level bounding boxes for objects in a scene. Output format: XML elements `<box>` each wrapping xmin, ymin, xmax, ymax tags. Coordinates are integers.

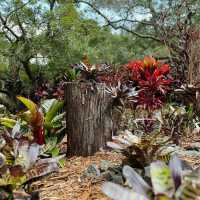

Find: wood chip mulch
<box><xmin>31</xmin><ymin>151</ymin><xmax>124</xmax><ymax>200</ymax></box>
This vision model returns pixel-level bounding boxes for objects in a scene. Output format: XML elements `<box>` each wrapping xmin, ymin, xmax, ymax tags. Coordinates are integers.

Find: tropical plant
<box><xmin>41</xmin><ymin>98</ymin><xmax>65</xmax><ymax>156</ymax></box>
<box><xmin>102</xmin><ymin>155</ymin><xmax>200</xmax><ymax>200</ymax></box>
<box><xmin>107</xmin><ymin>130</ymin><xmax>173</xmax><ymax>168</ymax></box>
<box><xmin>0</xmin><ymin>97</ymin><xmax>66</xmax><ymax>197</ymax></box>
<box><xmin>0</xmin><ymin>97</ymin><xmax>65</xmax><ymax>156</ymax></box>
<box><xmin>17</xmin><ymin>96</ymin><xmax>45</xmax><ymax>145</ymax></box>
<box><xmin>126</xmin><ymin>56</ymin><xmax>173</xmax><ymax>111</ymax></box>
<box><xmin>0</xmin><ymin>123</ymin><xmax>64</xmax><ymax>197</ymax></box>
<box><xmin>155</xmin><ymin>103</ymin><xmax>199</xmax><ymax>145</ymax></box>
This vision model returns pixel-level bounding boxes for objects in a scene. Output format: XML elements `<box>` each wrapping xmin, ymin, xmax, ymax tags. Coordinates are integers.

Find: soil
<box><xmin>31</xmin><ymin>151</ymin><xmax>124</xmax><ymax>200</ymax></box>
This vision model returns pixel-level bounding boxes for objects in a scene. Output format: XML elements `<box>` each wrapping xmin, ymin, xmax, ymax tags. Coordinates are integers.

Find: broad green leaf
<box><xmin>51</xmin><ymin>112</ymin><xmax>65</xmax><ymax>124</ymax></box>
<box><xmin>41</xmin><ymin>99</ymin><xmax>55</xmax><ymax>113</ymax></box>
<box><xmin>150</xmin><ymin>161</ymin><xmax>175</xmax><ymax>198</ymax></box>
<box><xmin>44</xmin><ymin>99</ymin><xmax>64</xmax><ymax>127</ymax></box>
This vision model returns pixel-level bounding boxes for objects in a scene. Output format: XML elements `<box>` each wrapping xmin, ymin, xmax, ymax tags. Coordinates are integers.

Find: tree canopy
<box><xmin>0</xmin><ymin>0</ymin><xmax>200</xmax><ymax>105</ymax></box>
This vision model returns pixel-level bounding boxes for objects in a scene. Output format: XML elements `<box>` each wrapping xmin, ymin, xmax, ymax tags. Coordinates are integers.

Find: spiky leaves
<box><xmin>107</xmin><ymin>131</ymin><xmax>172</xmax><ymax>167</ymax></box>
<box><xmin>126</xmin><ymin>56</ymin><xmax>173</xmax><ymax>111</ymax></box>
<box><xmin>42</xmin><ymin>99</ymin><xmax>64</xmax><ymax>134</ymax></box>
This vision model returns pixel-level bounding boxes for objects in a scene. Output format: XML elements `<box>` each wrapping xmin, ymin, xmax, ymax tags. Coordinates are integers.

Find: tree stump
<box><xmin>188</xmin><ymin>35</ymin><xmax>200</xmax><ymax>85</ymax></box>
<box><xmin>187</xmin><ymin>29</ymin><xmax>200</xmax><ymax>113</ymax></box>
<box><xmin>65</xmin><ymin>82</ymin><xmax>113</xmax><ymax>156</ymax></box>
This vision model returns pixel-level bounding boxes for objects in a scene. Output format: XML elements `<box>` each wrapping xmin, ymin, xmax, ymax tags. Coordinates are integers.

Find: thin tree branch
<box><xmin>104</xmin><ymin>18</ymin><xmax>154</xmax><ymax>26</ymax></box>
<box><xmin>76</xmin><ymin>0</ymin><xmax>162</xmax><ymax>42</ymax></box>
<box><xmin>0</xmin><ymin>14</ymin><xmax>19</xmax><ymax>39</ymax></box>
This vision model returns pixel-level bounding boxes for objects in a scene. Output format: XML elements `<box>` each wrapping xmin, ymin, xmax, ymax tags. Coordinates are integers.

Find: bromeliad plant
<box><xmin>102</xmin><ymin>155</ymin><xmax>200</xmax><ymax>200</ymax></box>
<box><xmin>6</xmin><ymin>96</ymin><xmax>65</xmax><ymax>146</ymax></box>
<box><xmin>0</xmin><ymin>96</ymin><xmax>65</xmax><ymax>157</ymax></box>
<box><xmin>0</xmin><ymin>97</ymin><xmax>65</xmax><ymax>197</ymax></box>
<box><xmin>107</xmin><ymin>130</ymin><xmax>174</xmax><ymax>168</ymax></box>
<box><xmin>17</xmin><ymin>96</ymin><xmax>45</xmax><ymax>145</ymax></box>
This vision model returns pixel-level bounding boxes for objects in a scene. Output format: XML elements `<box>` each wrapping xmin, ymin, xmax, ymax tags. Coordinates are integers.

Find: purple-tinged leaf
<box><xmin>102</xmin><ymin>182</ymin><xmax>148</xmax><ymax>200</ymax></box>
<box><xmin>123</xmin><ymin>165</ymin><xmax>151</xmax><ymax>198</ymax></box>
<box><xmin>169</xmin><ymin>154</ymin><xmax>182</xmax><ymax>189</ymax></box>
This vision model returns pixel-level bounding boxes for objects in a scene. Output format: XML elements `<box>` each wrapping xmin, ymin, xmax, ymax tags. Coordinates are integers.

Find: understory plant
<box><xmin>107</xmin><ymin>130</ymin><xmax>173</xmax><ymax>168</ymax></box>
<box><xmin>1</xmin><ymin>97</ymin><xmax>65</xmax><ymax>148</ymax></box>
<box><xmin>0</xmin><ymin>96</ymin><xmax>65</xmax><ymax>198</ymax></box>
<box><xmin>107</xmin><ymin>56</ymin><xmax>200</xmax><ymax>165</ymax></box>
<box><xmin>102</xmin><ymin>155</ymin><xmax>200</xmax><ymax>200</ymax></box>
<box><xmin>126</xmin><ymin>56</ymin><xmax>173</xmax><ymax>111</ymax></box>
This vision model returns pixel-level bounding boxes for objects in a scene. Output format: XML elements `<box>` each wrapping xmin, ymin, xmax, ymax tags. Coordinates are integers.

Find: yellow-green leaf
<box><xmin>17</xmin><ymin>96</ymin><xmax>37</xmax><ymax>115</ymax></box>
<box><xmin>150</xmin><ymin>161</ymin><xmax>175</xmax><ymax>198</ymax></box>
<box><xmin>0</xmin><ymin>118</ymin><xmax>17</xmax><ymax>128</ymax></box>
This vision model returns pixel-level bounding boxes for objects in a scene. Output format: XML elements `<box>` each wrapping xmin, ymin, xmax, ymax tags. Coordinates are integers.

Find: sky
<box><xmin>78</xmin><ymin>2</ymin><xmax>152</xmax><ymax>26</ymax></box>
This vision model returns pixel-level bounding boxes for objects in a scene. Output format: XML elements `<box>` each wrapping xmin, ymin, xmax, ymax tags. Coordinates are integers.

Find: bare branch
<box><xmin>104</xmin><ymin>18</ymin><xmax>154</xmax><ymax>26</ymax></box>
<box><xmin>76</xmin><ymin>0</ymin><xmax>162</xmax><ymax>42</ymax></box>
<box><xmin>0</xmin><ymin>14</ymin><xmax>19</xmax><ymax>39</ymax></box>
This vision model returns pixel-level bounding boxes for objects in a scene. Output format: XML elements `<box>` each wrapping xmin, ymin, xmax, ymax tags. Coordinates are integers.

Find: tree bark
<box><xmin>187</xmin><ymin>30</ymin><xmax>200</xmax><ymax>113</ymax></box>
<box><xmin>65</xmin><ymin>82</ymin><xmax>113</xmax><ymax>156</ymax></box>
<box><xmin>188</xmin><ymin>38</ymin><xmax>200</xmax><ymax>85</ymax></box>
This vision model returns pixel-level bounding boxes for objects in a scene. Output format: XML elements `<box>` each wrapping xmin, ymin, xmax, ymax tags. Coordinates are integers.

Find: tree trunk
<box><xmin>65</xmin><ymin>82</ymin><xmax>113</xmax><ymax>156</ymax></box>
<box><xmin>188</xmin><ymin>37</ymin><xmax>200</xmax><ymax>85</ymax></box>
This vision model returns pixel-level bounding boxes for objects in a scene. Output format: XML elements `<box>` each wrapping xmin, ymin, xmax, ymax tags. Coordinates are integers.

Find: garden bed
<box><xmin>31</xmin><ymin>151</ymin><xmax>124</xmax><ymax>200</ymax></box>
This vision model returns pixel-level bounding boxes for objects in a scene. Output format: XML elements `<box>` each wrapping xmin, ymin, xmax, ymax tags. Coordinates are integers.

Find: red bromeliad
<box><xmin>126</xmin><ymin>56</ymin><xmax>173</xmax><ymax>111</ymax></box>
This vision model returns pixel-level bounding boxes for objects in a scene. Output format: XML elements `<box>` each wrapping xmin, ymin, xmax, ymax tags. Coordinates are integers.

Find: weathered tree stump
<box><xmin>188</xmin><ymin>29</ymin><xmax>200</xmax><ymax>113</ymax></box>
<box><xmin>65</xmin><ymin>82</ymin><xmax>113</xmax><ymax>156</ymax></box>
<box><xmin>188</xmin><ymin>35</ymin><xmax>200</xmax><ymax>85</ymax></box>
